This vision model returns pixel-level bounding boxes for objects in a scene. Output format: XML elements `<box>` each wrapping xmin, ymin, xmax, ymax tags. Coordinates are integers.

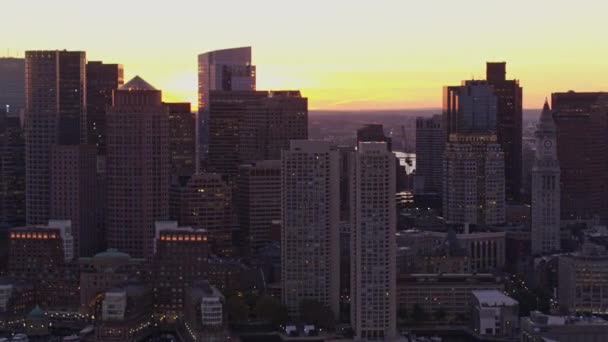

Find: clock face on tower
<box><xmin>544</xmin><ymin>139</ymin><xmax>553</xmax><ymax>149</ymax></box>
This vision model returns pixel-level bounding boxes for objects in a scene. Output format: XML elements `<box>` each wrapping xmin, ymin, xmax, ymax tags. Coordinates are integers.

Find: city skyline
<box><xmin>4</xmin><ymin>0</ymin><xmax>608</xmax><ymax>110</ymax></box>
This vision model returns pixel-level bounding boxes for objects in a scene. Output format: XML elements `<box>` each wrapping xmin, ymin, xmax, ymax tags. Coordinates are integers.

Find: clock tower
<box><xmin>531</xmin><ymin>100</ymin><xmax>561</xmax><ymax>254</ymax></box>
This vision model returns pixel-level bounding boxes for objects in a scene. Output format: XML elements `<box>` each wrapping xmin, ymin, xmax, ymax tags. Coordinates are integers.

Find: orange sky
<box><xmin>3</xmin><ymin>0</ymin><xmax>608</xmax><ymax>110</ymax></box>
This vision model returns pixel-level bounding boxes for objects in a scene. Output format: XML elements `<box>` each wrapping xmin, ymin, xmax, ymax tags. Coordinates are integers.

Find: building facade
<box><xmin>486</xmin><ymin>62</ymin><xmax>523</xmax><ymax>202</ymax></box>
<box><xmin>165</xmin><ymin>102</ymin><xmax>195</xmax><ymax>177</ymax></box>
<box><xmin>350</xmin><ymin>142</ymin><xmax>397</xmax><ymax>341</ymax></box>
<box><xmin>0</xmin><ymin>57</ymin><xmax>25</xmax><ymax>116</ymax></box>
<box><xmin>25</xmin><ymin>50</ymin><xmax>86</xmax><ymax>225</ymax></box>
<box><xmin>197</xmin><ymin>47</ymin><xmax>256</xmax><ymax>171</ymax></box>
<box><xmin>236</xmin><ymin>160</ymin><xmax>281</xmax><ymax>256</ymax></box>
<box><xmin>558</xmin><ymin>246</ymin><xmax>608</xmax><ymax>313</ymax></box>
<box><xmin>86</xmin><ymin>61</ymin><xmax>124</xmax><ymax>156</ymax></box>
<box><xmin>50</xmin><ymin>144</ymin><xmax>100</xmax><ymax>257</ymax></box>
<box><xmin>551</xmin><ymin>92</ymin><xmax>608</xmax><ymax>223</ymax></box>
<box><xmin>470</xmin><ymin>290</ymin><xmax>519</xmax><ymax>339</ymax></box>
<box><xmin>106</xmin><ymin>76</ymin><xmax>169</xmax><ymax>259</ymax></box>
<box><xmin>531</xmin><ymin>101</ymin><xmax>561</xmax><ymax>255</ymax></box>
<box><xmin>415</xmin><ymin>115</ymin><xmax>443</xmax><ymax>195</ymax></box>
<box><xmin>281</xmin><ymin>140</ymin><xmax>340</xmax><ymax>319</ymax></box>
<box><xmin>443</xmin><ymin>134</ymin><xmax>505</xmax><ymax>226</ymax></box>
<box><xmin>0</xmin><ymin>112</ymin><xmax>25</xmax><ymax>229</ymax></box>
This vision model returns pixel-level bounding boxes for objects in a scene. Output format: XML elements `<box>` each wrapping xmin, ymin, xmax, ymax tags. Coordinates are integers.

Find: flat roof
<box><xmin>472</xmin><ymin>290</ymin><xmax>518</xmax><ymax>306</ymax></box>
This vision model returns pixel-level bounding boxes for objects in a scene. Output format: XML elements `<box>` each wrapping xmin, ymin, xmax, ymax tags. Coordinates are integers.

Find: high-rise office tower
<box><xmin>0</xmin><ymin>57</ymin><xmax>25</xmax><ymax>116</ymax></box>
<box><xmin>486</xmin><ymin>62</ymin><xmax>523</xmax><ymax>202</ymax></box>
<box><xmin>531</xmin><ymin>101</ymin><xmax>560</xmax><ymax>255</ymax></box>
<box><xmin>177</xmin><ymin>173</ymin><xmax>236</xmax><ymax>256</ymax></box>
<box><xmin>165</xmin><ymin>102</ymin><xmax>195</xmax><ymax>177</ymax></box>
<box><xmin>86</xmin><ymin>61</ymin><xmax>124</xmax><ymax>156</ymax></box>
<box><xmin>356</xmin><ymin>124</ymin><xmax>392</xmax><ymax>151</ymax></box>
<box><xmin>208</xmin><ymin>90</ymin><xmax>307</xmax><ymax>181</ymax></box>
<box><xmin>25</xmin><ymin>50</ymin><xmax>86</xmax><ymax>225</ymax></box>
<box><xmin>50</xmin><ymin>144</ymin><xmax>99</xmax><ymax>257</ymax></box>
<box><xmin>443</xmin><ymin>134</ymin><xmax>506</xmax><ymax>226</ymax></box>
<box><xmin>0</xmin><ymin>112</ymin><xmax>25</xmax><ymax>229</ymax></box>
<box><xmin>197</xmin><ymin>47</ymin><xmax>256</xmax><ymax>171</ymax></box>
<box><xmin>106</xmin><ymin>76</ymin><xmax>169</xmax><ymax>258</ymax></box>
<box><xmin>415</xmin><ymin>115</ymin><xmax>443</xmax><ymax>194</ymax></box>
<box><xmin>551</xmin><ymin>92</ymin><xmax>608</xmax><ymax>223</ymax></box>
<box><xmin>281</xmin><ymin>140</ymin><xmax>340</xmax><ymax>319</ymax></box>
<box><xmin>350</xmin><ymin>142</ymin><xmax>397</xmax><ymax>341</ymax></box>
<box><xmin>237</xmin><ymin>160</ymin><xmax>281</xmax><ymax>256</ymax></box>
<box><xmin>240</xmin><ymin>91</ymin><xmax>308</xmax><ymax>161</ymax></box>
<box><xmin>443</xmin><ymin>81</ymin><xmax>498</xmax><ymax>136</ymax></box>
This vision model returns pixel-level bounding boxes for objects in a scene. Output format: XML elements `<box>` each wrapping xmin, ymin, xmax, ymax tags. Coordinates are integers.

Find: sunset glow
<box><xmin>4</xmin><ymin>0</ymin><xmax>608</xmax><ymax>110</ymax></box>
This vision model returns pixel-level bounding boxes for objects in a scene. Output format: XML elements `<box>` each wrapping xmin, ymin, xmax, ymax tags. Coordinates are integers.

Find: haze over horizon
<box><xmin>4</xmin><ymin>0</ymin><xmax>607</xmax><ymax>110</ymax></box>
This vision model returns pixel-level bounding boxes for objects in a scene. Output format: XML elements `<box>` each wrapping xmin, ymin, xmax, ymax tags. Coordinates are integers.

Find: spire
<box><xmin>119</xmin><ymin>75</ymin><xmax>156</xmax><ymax>91</ymax></box>
<box><xmin>539</xmin><ymin>98</ymin><xmax>556</xmax><ymax>130</ymax></box>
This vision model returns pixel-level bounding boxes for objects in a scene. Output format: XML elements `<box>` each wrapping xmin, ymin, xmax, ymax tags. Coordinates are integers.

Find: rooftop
<box><xmin>119</xmin><ymin>75</ymin><xmax>156</xmax><ymax>91</ymax></box>
<box><xmin>472</xmin><ymin>290</ymin><xmax>518</xmax><ymax>307</ymax></box>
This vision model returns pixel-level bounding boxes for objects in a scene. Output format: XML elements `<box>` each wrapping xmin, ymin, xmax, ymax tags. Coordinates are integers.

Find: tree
<box><xmin>300</xmin><ymin>300</ymin><xmax>336</xmax><ymax>331</ymax></box>
<box><xmin>411</xmin><ymin>304</ymin><xmax>428</xmax><ymax>322</ymax></box>
<box><xmin>433</xmin><ymin>307</ymin><xmax>447</xmax><ymax>322</ymax></box>
<box><xmin>254</xmin><ymin>296</ymin><xmax>288</xmax><ymax>326</ymax></box>
<box><xmin>226</xmin><ymin>295</ymin><xmax>250</xmax><ymax>322</ymax></box>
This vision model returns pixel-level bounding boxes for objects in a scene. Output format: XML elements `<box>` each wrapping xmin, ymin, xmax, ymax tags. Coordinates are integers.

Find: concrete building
<box><xmin>166</xmin><ymin>102</ymin><xmax>195</xmax><ymax>177</ymax></box>
<box><xmin>180</xmin><ymin>282</ymin><xmax>228</xmax><ymax>342</ymax></box>
<box><xmin>443</xmin><ymin>133</ymin><xmax>505</xmax><ymax>226</ymax></box>
<box><xmin>78</xmin><ymin>249</ymin><xmax>146</xmax><ymax>315</ymax></box>
<box><xmin>521</xmin><ymin>311</ymin><xmax>608</xmax><ymax>342</ymax></box>
<box><xmin>559</xmin><ymin>244</ymin><xmax>608</xmax><ymax>313</ymax></box>
<box><xmin>397</xmin><ymin>273</ymin><xmax>504</xmax><ymax>323</ymax></box>
<box><xmin>86</xmin><ymin>61</ymin><xmax>124</xmax><ymax>156</ymax></box>
<box><xmin>25</xmin><ymin>50</ymin><xmax>86</xmax><ymax>225</ymax></box>
<box><xmin>350</xmin><ymin>142</ymin><xmax>397</xmax><ymax>341</ymax></box>
<box><xmin>176</xmin><ymin>173</ymin><xmax>236</xmax><ymax>256</ymax></box>
<box><xmin>237</xmin><ymin>160</ymin><xmax>281</xmax><ymax>256</ymax></box>
<box><xmin>551</xmin><ymin>92</ymin><xmax>608</xmax><ymax>223</ymax></box>
<box><xmin>486</xmin><ymin>62</ymin><xmax>523</xmax><ymax>202</ymax></box>
<box><xmin>153</xmin><ymin>221</ymin><xmax>210</xmax><ymax>319</ymax></box>
<box><xmin>50</xmin><ymin>144</ymin><xmax>100</xmax><ymax>257</ymax></box>
<box><xmin>0</xmin><ymin>278</ymin><xmax>35</xmax><ymax>331</ymax></box>
<box><xmin>531</xmin><ymin>101</ymin><xmax>561</xmax><ymax>255</ymax></box>
<box><xmin>471</xmin><ymin>290</ymin><xmax>519</xmax><ymax>339</ymax></box>
<box><xmin>281</xmin><ymin>140</ymin><xmax>340</xmax><ymax>319</ymax></box>
<box><xmin>94</xmin><ymin>283</ymin><xmax>153</xmax><ymax>342</ymax></box>
<box><xmin>415</xmin><ymin>115</ymin><xmax>443</xmax><ymax>195</ymax></box>
<box><xmin>106</xmin><ymin>76</ymin><xmax>169</xmax><ymax>259</ymax></box>
<box><xmin>0</xmin><ymin>57</ymin><xmax>25</xmax><ymax>116</ymax></box>
<box><xmin>0</xmin><ymin>111</ymin><xmax>25</xmax><ymax>229</ymax></box>
<box><xmin>197</xmin><ymin>47</ymin><xmax>256</xmax><ymax>170</ymax></box>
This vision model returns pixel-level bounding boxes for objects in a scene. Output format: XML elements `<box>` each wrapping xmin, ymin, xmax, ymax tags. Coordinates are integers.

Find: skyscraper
<box><xmin>356</xmin><ymin>124</ymin><xmax>392</xmax><ymax>151</ymax></box>
<box><xmin>0</xmin><ymin>111</ymin><xmax>25</xmax><ymax>229</ymax></box>
<box><xmin>106</xmin><ymin>76</ymin><xmax>169</xmax><ymax>258</ymax></box>
<box><xmin>237</xmin><ymin>160</ymin><xmax>281</xmax><ymax>256</ymax></box>
<box><xmin>0</xmin><ymin>57</ymin><xmax>25</xmax><ymax>115</ymax></box>
<box><xmin>197</xmin><ymin>47</ymin><xmax>256</xmax><ymax>171</ymax></box>
<box><xmin>208</xmin><ymin>90</ymin><xmax>308</xmax><ymax>181</ymax></box>
<box><xmin>281</xmin><ymin>140</ymin><xmax>340</xmax><ymax>319</ymax></box>
<box><xmin>350</xmin><ymin>142</ymin><xmax>397</xmax><ymax>341</ymax></box>
<box><xmin>415</xmin><ymin>115</ymin><xmax>443</xmax><ymax>195</ymax></box>
<box><xmin>531</xmin><ymin>101</ymin><xmax>560</xmax><ymax>255</ymax></box>
<box><xmin>165</xmin><ymin>102</ymin><xmax>195</xmax><ymax>177</ymax></box>
<box><xmin>86</xmin><ymin>61</ymin><xmax>124</xmax><ymax>156</ymax></box>
<box><xmin>551</xmin><ymin>92</ymin><xmax>608</xmax><ymax>223</ymax></box>
<box><xmin>443</xmin><ymin>81</ymin><xmax>498</xmax><ymax>136</ymax></box>
<box><xmin>486</xmin><ymin>62</ymin><xmax>523</xmax><ymax>202</ymax></box>
<box><xmin>50</xmin><ymin>144</ymin><xmax>99</xmax><ymax>257</ymax></box>
<box><xmin>443</xmin><ymin>134</ymin><xmax>505</xmax><ymax>226</ymax></box>
<box><xmin>25</xmin><ymin>50</ymin><xmax>86</xmax><ymax>225</ymax></box>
